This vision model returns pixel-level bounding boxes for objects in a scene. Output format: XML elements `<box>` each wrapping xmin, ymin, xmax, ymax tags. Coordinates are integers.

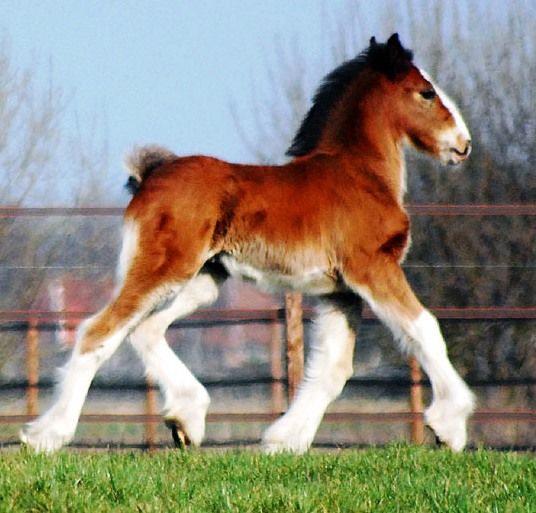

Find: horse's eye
<box><xmin>420</xmin><ymin>89</ymin><xmax>436</xmax><ymax>100</ymax></box>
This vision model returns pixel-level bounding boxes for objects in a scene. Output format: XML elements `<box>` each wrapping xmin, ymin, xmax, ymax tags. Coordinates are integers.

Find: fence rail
<box><xmin>1</xmin><ymin>308</ymin><xmax>535</xmax><ymax>449</ymax></box>
<box><xmin>3</xmin><ymin>410</ymin><xmax>536</xmax><ymax>425</ymax></box>
<box><xmin>1</xmin><ymin>204</ymin><xmax>536</xmax><ymax>217</ymax></box>
<box><xmin>2</xmin><ymin>305</ymin><xmax>536</xmax><ymax>324</ymax></box>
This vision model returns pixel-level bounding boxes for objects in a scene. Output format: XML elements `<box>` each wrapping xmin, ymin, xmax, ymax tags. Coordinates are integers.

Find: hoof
<box><xmin>424</xmin><ymin>393</ymin><xmax>474</xmax><ymax>452</ymax></box>
<box><xmin>425</xmin><ymin>425</ymin><xmax>446</xmax><ymax>448</ymax></box>
<box><xmin>19</xmin><ymin>412</ymin><xmax>78</xmax><ymax>454</ymax></box>
<box><xmin>262</xmin><ymin>418</ymin><xmax>314</xmax><ymax>454</ymax></box>
<box><xmin>165</xmin><ymin>418</ymin><xmax>191</xmax><ymax>449</ymax></box>
<box><xmin>434</xmin><ymin>432</ymin><xmax>447</xmax><ymax>448</ymax></box>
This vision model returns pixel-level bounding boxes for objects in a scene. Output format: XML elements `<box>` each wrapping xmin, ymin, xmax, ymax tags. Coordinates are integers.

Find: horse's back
<box><xmin>126</xmin><ymin>155</ymin><xmax>229</xmax><ymax>210</ymax></box>
<box><xmin>123</xmin><ymin>153</ymin><xmax>410</xmax><ymax>279</ymax></box>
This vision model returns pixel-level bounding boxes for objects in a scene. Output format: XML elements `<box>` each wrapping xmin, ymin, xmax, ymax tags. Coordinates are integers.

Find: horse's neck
<box><xmin>350</xmin><ymin>129</ymin><xmax>407</xmax><ymax>203</ymax></box>
<box><xmin>315</xmin><ymin>85</ymin><xmax>407</xmax><ymax>202</ymax></box>
<box><xmin>377</xmin><ymin>146</ymin><xmax>407</xmax><ymax>202</ymax></box>
<box><xmin>313</xmin><ymin>139</ymin><xmax>407</xmax><ymax>203</ymax></box>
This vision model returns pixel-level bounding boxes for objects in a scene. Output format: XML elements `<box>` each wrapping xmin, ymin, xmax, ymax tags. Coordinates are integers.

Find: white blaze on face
<box><xmin>418</xmin><ymin>68</ymin><xmax>471</xmax><ymax>164</ymax></box>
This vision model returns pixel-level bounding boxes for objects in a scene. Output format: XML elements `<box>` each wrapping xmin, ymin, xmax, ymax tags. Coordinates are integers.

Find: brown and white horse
<box><xmin>21</xmin><ymin>34</ymin><xmax>474</xmax><ymax>453</ymax></box>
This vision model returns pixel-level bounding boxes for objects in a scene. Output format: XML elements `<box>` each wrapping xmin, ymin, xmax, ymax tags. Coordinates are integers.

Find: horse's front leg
<box><xmin>345</xmin><ymin>257</ymin><xmax>475</xmax><ymax>451</ymax></box>
<box><xmin>262</xmin><ymin>293</ymin><xmax>362</xmax><ymax>453</ymax></box>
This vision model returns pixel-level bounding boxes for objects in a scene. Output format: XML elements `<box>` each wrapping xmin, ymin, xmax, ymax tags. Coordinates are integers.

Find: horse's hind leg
<box><xmin>19</xmin><ymin>285</ymin><xmax>159</xmax><ymax>452</ymax></box>
<box><xmin>262</xmin><ymin>293</ymin><xmax>362</xmax><ymax>453</ymax></box>
<box><xmin>19</xmin><ymin>265</ymin><xmax>182</xmax><ymax>453</ymax></box>
<box><xmin>346</xmin><ymin>259</ymin><xmax>475</xmax><ymax>451</ymax></box>
<box><xmin>129</xmin><ymin>271</ymin><xmax>222</xmax><ymax>447</ymax></box>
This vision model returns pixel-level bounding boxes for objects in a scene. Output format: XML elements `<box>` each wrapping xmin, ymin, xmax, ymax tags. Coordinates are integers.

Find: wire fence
<box><xmin>0</xmin><ymin>205</ymin><xmax>535</xmax><ymax>450</ymax></box>
<box><xmin>2</xmin><ymin>308</ymin><xmax>535</xmax><ymax>450</ymax></box>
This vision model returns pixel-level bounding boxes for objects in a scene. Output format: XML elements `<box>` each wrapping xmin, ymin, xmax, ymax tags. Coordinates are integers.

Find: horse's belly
<box><xmin>220</xmin><ymin>255</ymin><xmax>337</xmax><ymax>295</ymax></box>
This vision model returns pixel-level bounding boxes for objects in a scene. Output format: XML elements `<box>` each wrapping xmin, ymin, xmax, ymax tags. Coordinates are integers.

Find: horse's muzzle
<box><xmin>447</xmin><ymin>140</ymin><xmax>472</xmax><ymax>165</ymax></box>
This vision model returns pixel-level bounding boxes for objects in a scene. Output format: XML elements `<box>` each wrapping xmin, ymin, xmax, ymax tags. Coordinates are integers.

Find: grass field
<box><xmin>1</xmin><ymin>445</ymin><xmax>534</xmax><ymax>512</ymax></box>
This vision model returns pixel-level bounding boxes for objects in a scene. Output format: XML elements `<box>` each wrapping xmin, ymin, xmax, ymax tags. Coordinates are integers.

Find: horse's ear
<box><xmin>385</xmin><ymin>33</ymin><xmax>412</xmax><ymax>77</ymax></box>
<box><xmin>386</xmin><ymin>33</ymin><xmax>404</xmax><ymax>59</ymax></box>
<box><xmin>387</xmin><ymin>33</ymin><xmax>402</xmax><ymax>49</ymax></box>
<box><xmin>367</xmin><ymin>32</ymin><xmax>413</xmax><ymax>80</ymax></box>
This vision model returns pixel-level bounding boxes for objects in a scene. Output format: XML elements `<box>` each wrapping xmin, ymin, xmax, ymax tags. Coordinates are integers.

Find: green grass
<box><xmin>1</xmin><ymin>445</ymin><xmax>534</xmax><ymax>513</ymax></box>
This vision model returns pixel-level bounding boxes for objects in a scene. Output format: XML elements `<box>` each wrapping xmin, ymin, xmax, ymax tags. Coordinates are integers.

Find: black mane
<box><xmin>286</xmin><ymin>33</ymin><xmax>414</xmax><ymax>157</ymax></box>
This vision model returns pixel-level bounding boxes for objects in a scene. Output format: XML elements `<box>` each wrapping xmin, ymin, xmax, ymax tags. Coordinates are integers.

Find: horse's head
<box><xmin>287</xmin><ymin>33</ymin><xmax>471</xmax><ymax>167</ymax></box>
<box><xmin>371</xmin><ymin>34</ymin><xmax>472</xmax><ymax>166</ymax></box>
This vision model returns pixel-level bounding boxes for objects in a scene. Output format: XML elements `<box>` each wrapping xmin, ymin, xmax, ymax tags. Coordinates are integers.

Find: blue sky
<box><xmin>0</xmin><ymin>0</ymin><xmax>524</xmax><ymax>204</ymax></box>
<box><xmin>1</xmin><ymin>1</ymin><xmax>422</xmax><ymax>203</ymax></box>
<box><xmin>0</xmin><ymin>2</ymin><xmax>343</xmax><ymax>198</ymax></box>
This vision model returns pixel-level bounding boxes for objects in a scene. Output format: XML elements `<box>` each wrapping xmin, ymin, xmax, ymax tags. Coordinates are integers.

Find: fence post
<box><xmin>409</xmin><ymin>356</ymin><xmax>424</xmax><ymax>444</ymax></box>
<box><xmin>145</xmin><ymin>376</ymin><xmax>158</xmax><ymax>451</ymax></box>
<box><xmin>270</xmin><ymin>319</ymin><xmax>285</xmax><ymax>415</ymax></box>
<box><xmin>285</xmin><ymin>292</ymin><xmax>304</xmax><ymax>402</ymax></box>
<box><xmin>26</xmin><ymin>319</ymin><xmax>39</xmax><ymax>417</ymax></box>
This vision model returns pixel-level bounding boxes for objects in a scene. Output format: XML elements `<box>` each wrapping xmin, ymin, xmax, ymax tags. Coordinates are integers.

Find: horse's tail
<box><xmin>124</xmin><ymin>145</ymin><xmax>177</xmax><ymax>195</ymax></box>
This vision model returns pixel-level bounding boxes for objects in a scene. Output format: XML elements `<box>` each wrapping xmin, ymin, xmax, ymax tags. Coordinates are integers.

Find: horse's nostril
<box><xmin>452</xmin><ymin>142</ymin><xmax>471</xmax><ymax>157</ymax></box>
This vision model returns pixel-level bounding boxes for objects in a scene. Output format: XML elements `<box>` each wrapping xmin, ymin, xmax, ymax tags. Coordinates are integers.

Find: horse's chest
<box><xmin>220</xmin><ymin>255</ymin><xmax>337</xmax><ymax>295</ymax></box>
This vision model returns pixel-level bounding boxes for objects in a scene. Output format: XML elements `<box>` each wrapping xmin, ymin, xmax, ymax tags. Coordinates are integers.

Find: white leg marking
<box><xmin>20</xmin><ymin>318</ymin><xmax>133</xmax><ymax>453</ymax></box>
<box><xmin>357</xmin><ymin>285</ymin><xmax>474</xmax><ymax>452</ymax></box>
<box><xmin>407</xmin><ymin>311</ymin><xmax>475</xmax><ymax>451</ymax></box>
<box><xmin>129</xmin><ymin>274</ymin><xmax>219</xmax><ymax>446</ymax></box>
<box><xmin>20</xmin><ymin>239</ymin><xmax>172</xmax><ymax>453</ymax></box>
<box><xmin>263</xmin><ymin>300</ymin><xmax>359</xmax><ymax>453</ymax></box>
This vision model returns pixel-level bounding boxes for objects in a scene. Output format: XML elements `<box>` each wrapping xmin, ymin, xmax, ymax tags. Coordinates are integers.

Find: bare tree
<box><xmin>0</xmin><ymin>41</ymin><xmax>64</xmax><ymax>205</ymax></box>
<box><xmin>233</xmin><ymin>0</ymin><xmax>536</xmax><ymax>385</ymax></box>
<box><xmin>0</xmin><ymin>38</ymin><xmax>113</xmax><ymax>378</ymax></box>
